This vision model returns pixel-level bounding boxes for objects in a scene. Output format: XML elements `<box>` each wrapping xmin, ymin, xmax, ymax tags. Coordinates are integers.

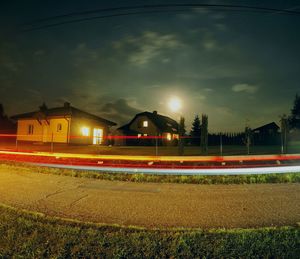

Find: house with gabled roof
<box><xmin>116</xmin><ymin>111</ymin><xmax>179</xmax><ymax>145</ymax></box>
<box><xmin>252</xmin><ymin>122</ymin><xmax>280</xmax><ymax>145</ymax></box>
<box><xmin>11</xmin><ymin>102</ymin><xmax>116</xmax><ymax>145</ymax></box>
<box><xmin>252</xmin><ymin>122</ymin><xmax>279</xmax><ymax>135</ymax></box>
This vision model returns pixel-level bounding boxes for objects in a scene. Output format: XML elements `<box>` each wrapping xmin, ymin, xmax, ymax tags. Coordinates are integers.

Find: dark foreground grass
<box><xmin>0</xmin><ymin>204</ymin><xmax>299</xmax><ymax>258</ymax></box>
<box><xmin>1</xmin><ymin>160</ymin><xmax>300</xmax><ymax>185</ymax></box>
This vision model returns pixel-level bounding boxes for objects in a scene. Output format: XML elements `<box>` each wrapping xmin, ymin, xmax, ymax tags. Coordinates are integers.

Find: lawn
<box><xmin>0</xmin><ymin>204</ymin><xmax>299</xmax><ymax>258</ymax></box>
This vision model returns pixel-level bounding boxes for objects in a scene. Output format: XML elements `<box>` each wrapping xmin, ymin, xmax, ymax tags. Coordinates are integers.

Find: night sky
<box><xmin>1</xmin><ymin>0</ymin><xmax>299</xmax><ymax>132</ymax></box>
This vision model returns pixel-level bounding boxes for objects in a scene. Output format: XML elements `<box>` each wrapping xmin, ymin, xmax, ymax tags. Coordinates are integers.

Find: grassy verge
<box><xmin>0</xmin><ymin>204</ymin><xmax>299</xmax><ymax>258</ymax></box>
<box><xmin>1</xmin><ymin>160</ymin><xmax>300</xmax><ymax>184</ymax></box>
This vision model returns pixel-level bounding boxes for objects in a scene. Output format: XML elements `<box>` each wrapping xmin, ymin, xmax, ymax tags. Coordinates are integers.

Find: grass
<box><xmin>1</xmin><ymin>161</ymin><xmax>300</xmax><ymax>185</ymax></box>
<box><xmin>0</xmin><ymin>204</ymin><xmax>299</xmax><ymax>258</ymax></box>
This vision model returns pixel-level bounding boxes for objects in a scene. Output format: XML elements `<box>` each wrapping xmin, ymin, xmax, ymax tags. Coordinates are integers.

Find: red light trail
<box><xmin>0</xmin><ymin>150</ymin><xmax>300</xmax><ymax>175</ymax></box>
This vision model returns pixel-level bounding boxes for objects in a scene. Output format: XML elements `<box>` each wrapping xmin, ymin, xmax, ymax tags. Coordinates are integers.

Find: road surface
<box><xmin>0</xmin><ymin>164</ymin><xmax>299</xmax><ymax>228</ymax></box>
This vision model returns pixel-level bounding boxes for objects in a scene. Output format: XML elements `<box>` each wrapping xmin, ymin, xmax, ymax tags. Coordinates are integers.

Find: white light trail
<box><xmin>29</xmin><ymin>163</ymin><xmax>300</xmax><ymax>176</ymax></box>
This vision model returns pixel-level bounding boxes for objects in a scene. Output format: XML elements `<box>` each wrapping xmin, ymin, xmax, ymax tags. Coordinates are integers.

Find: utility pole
<box><xmin>178</xmin><ymin>116</ymin><xmax>185</xmax><ymax>156</ymax></box>
<box><xmin>280</xmin><ymin>115</ymin><xmax>288</xmax><ymax>154</ymax></box>
<box><xmin>51</xmin><ymin>132</ymin><xmax>54</xmax><ymax>153</ymax></box>
<box><xmin>220</xmin><ymin>132</ymin><xmax>223</xmax><ymax>156</ymax></box>
<box><xmin>155</xmin><ymin>132</ymin><xmax>158</xmax><ymax>156</ymax></box>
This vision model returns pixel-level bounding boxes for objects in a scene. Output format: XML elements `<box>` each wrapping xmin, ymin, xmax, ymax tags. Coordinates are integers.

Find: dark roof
<box><xmin>11</xmin><ymin>105</ymin><xmax>117</xmax><ymax>126</ymax></box>
<box><xmin>117</xmin><ymin>124</ymin><xmax>141</xmax><ymax>135</ymax></box>
<box><xmin>252</xmin><ymin>122</ymin><xmax>279</xmax><ymax>132</ymax></box>
<box><xmin>118</xmin><ymin>111</ymin><xmax>178</xmax><ymax>133</ymax></box>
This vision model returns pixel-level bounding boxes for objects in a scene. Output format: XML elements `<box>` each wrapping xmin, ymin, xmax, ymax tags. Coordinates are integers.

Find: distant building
<box><xmin>252</xmin><ymin>122</ymin><xmax>279</xmax><ymax>135</ymax></box>
<box><xmin>116</xmin><ymin>111</ymin><xmax>179</xmax><ymax>146</ymax></box>
<box><xmin>11</xmin><ymin>102</ymin><xmax>116</xmax><ymax>145</ymax></box>
<box><xmin>252</xmin><ymin>122</ymin><xmax>280</xmax><ymax>145</ymax></box>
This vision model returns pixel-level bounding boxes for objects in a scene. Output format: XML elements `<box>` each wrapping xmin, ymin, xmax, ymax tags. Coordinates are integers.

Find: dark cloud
<box><xmin>0</xmin><ymin>1</ymin><xmax>300</xmax><ymax>131</ymax></box>
<box><xmin>100</xmin><ymin>98</ymin><xmax>142</xmax><ymax>126</ymax></box>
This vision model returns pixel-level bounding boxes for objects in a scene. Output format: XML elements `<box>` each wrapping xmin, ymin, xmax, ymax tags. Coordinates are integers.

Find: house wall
<box><xmin>16</xmin><ymin>118</ymin><xmax>70</xmax><ymax>143</ymax></box>
<box><xmin>120</xmin><ymin>115</ymin><xmax>175</xmax><ymax>146</ymax></box>
<box><xmin>43</xmin><ymin>118</ymin><xmax>70</xmax><ymax>143</ymax></box>
<box><xmin>129</xmin><ymin>115</ymin><xmax>158</xmax><ymax>135</ymax></box>
<box><xmin>69</xmin><ymin>117</ymin><xmax>110</xmax><ymax>145</ymax></box>
<box><xmin>17</xmin><ymin>119</ymin><xmax>43</xmax><ymax>142</ymax></box>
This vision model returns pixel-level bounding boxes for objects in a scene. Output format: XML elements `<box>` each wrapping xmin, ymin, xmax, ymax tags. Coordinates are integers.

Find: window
<box><xmin>28</xmin><ymin>124</ymin><xmax>34</xmax><ymax>135</ymax></box>
<box><xmin>166</xmin><ymin>133</ymin><xmax>172</xmax><ymax>141</ymax></box>
<box><xmin>81</xmin><ymin>127</ymin><xmax>90</xmax><ymax>136</ymax></box>
<box><xmin>137</xmin><ymin>134</ymin><xmax>141</xmax><ymax>138</ymax></box>
<box><xmin>143</xmin><ymin>134</ymin><xmax>148</xmax><ymax>136</ymax></box>
<box><xmin>143</xmin><ymin>120</ymin><xmax>148</xmax><ymax>127</ymax></box>
<box><xmin>93</xmin><ymin>128</ymin><xmax>103</xmax><ymax>144</ymax></box>
<box><xmin>57</xmin><ymin>123</ymin><xmax>62</xmax><ymax>132</ymax></box>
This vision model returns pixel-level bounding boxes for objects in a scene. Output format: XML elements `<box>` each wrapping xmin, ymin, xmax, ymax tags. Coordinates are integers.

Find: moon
<box><xmin>168</xmin><ymin>97</ymin><xmax>181</xmax><ymax>112</ymax></box>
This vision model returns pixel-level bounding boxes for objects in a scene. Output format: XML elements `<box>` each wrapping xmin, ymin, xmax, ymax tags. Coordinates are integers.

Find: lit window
<box><xmin>57</xmin><ymin>123</ymin><xmax>62</xmax><ymax>132</ymax></box>
<box><xmin>137</xmin><ymin>134</ymin><xmax>141</xmax><ymax>138</ymax></box>
<box><xmin>143</xmin><ymin>134</ymin><xmax>148</xmax><ymax>136</ymax></box>
<box><xmin>28</xmin><ymin>124</ymin><xmax>34</xmax><ymax>135</ymax></box>
<box><xmin>173</xmin><ymin>134</ymin><xmax>179</xmax><ymax>139</ymax></box>
<box><xmin>81</xmin><ymin>127</ymin><xmax>90</xmax><ymax>136</ymax></box>
<box><xmin>143</xmin><ymin>121</ymin><xmax>148</xmax><ymax>127</ymax></box>
<box><xmin>166</xmin><ymin>133</ymin><xmax>171</xmax><ymax>141</ymax></box>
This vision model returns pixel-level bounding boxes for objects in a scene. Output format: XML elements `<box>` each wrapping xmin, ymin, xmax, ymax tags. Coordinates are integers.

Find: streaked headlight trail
<box><xmin>0</xmin><ymin>150</ymin><xmax>300</xmax><ymax>175</ymax></box>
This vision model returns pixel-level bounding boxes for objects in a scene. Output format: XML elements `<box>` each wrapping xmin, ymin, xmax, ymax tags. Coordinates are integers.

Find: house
<box><xmin>252</xmin><ymin>122</ymin><xmax>279</xmax><ymax>135</ymax></box>
<box><xmin>11</xmin><ymin>102</ymin><xmax>117</xmax><ymax>145</ymax></box>
<box><xmin>116</xmin><ymin>111</ymin><xmax>179</xmax><ymax>146</ymax></box>
<box><xmin>252</xmin><ymin>122</ymin><xmax>280</xmax><ymax>145</ymax></box>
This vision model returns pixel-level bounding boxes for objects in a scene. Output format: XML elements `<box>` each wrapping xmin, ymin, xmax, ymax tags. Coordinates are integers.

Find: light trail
<box><xmin>1</xmin><ymin>150</ymin><xmax>300</xmax><ymax>162</ymax></box>
<box><xmin>28</xmin><ymin>162</ymin><xmax>300</xmax><ymax>175</ymax></box>
<box><xmin>0</xmin><ymin>150</ymin><xmax>300</xmax><ymax>175</ymax></box>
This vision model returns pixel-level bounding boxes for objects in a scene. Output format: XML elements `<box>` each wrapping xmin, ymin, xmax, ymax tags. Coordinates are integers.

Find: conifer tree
<box><xmin>190</xmin><ymin>115</ymin><xmax>201</xmax><ymax>146</ymax></box>
<box><xmin>200</xmin><ymin>114</ymin><xmax>208</xmax><ymax>153</ymax></box>
<box><xmin>289</xmin><ymin>94</ymin><xmax>300</xmax><ymax>130</ymax></box>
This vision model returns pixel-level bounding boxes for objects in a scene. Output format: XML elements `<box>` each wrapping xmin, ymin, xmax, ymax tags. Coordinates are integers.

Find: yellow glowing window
<box><xmin>81</xmin><ymin>127</ymin><xmax>90</xmax><ymax>136</ymax></box>
<box><xmin>143</xmin><ymin>121</ymin><xmax>148</xmax><ymax>127</ymax></box>
<box><xmin>137</xmin><ymin>134</ymin><xmax>141</xmax><ymax>138</ymax></box>
<box><xmin>166</xmin><ymin>133</ymin><xmax>172</xmax><ymax>141</ymax></box>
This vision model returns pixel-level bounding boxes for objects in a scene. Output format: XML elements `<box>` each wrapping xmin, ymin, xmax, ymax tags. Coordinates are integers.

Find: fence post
<box><xmin>51</xmin><ymin>132</ymin><xmax>54</xmax><ymax>153</ymax></box>
<box><xmin>155</xmin><ymin>133</ymin><xmax>158</xmax><ymax>156</ymax></box>
<box><xmin>220</xmin><ymin>133</ymin><xmax>223</xmax><ymax>156</ymax></box>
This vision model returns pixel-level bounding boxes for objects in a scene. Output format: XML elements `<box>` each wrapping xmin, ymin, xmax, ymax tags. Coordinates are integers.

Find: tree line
<box><xmin>185</xmin><ymin>93</ymin><xmax>300</xmax><ymax>152</ymax></box>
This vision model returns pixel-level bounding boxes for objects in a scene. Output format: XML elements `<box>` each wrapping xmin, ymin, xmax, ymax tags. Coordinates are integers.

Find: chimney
<box><xmin>153</xmin><ymin>110</ymin><xmax>158</xmax><ymax>115</ymax></box>
<box><xmin>64</xmin><ymin>102</ymin><xmax>70</xmax><ymax>108</ymax></box>
<box><xmin>39</xmin><ymin>102</ymin><xmax>48</xmax><ymax>111</ymax></box>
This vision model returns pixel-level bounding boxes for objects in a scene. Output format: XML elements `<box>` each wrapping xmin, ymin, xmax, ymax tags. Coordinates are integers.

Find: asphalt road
<box><xmin>0</xmin><ymin>164</ymin><xmax>299</xmax><ymax>229</ymax></box>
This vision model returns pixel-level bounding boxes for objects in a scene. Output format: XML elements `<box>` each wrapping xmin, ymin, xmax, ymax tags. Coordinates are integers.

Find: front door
<box><xmin>93</xmin><ymin>128</ymin><xmax>103</xmax><ymax>144</ymax></box>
